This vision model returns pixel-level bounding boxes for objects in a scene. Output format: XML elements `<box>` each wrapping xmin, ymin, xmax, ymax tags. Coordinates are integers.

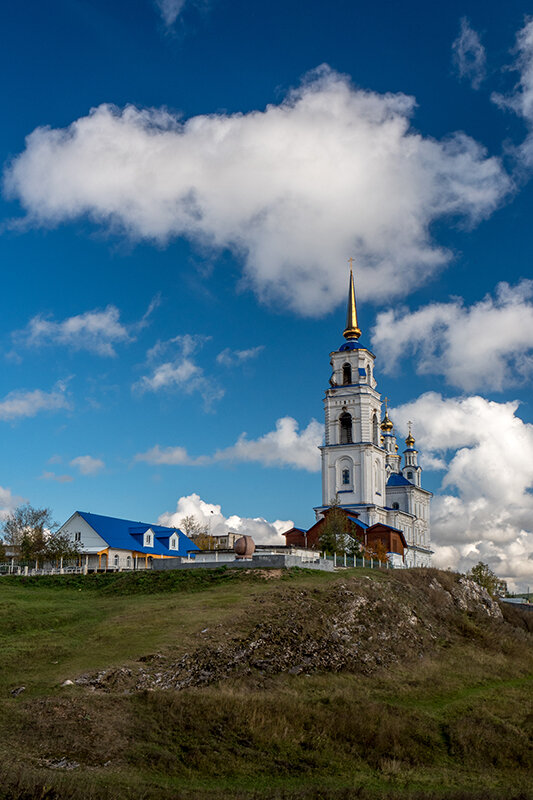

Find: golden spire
<box><xmin>405</xmin><ymin>420</ymin><xmax>416</xmax><ymax>448</ymax></box>
<box><xmin>381</xmin><ymin>396</ymin><xmax>394</xmax><ymax>432</ymax></box>
<box><xmin>343</xmin><ymin>258</ymin><xmax>362</xmax><ymax>340</ymax></box>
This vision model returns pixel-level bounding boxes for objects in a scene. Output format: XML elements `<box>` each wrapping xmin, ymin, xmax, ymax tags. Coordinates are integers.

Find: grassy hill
<box><xmin>0</xmin><ymin>566</ymin><xmax>531</xmax><ymax>800</ymax></box>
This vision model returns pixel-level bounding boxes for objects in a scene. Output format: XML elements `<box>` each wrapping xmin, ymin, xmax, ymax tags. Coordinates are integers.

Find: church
<box><xmin>284</xmin><ymin>265</ymin><xmax>432</xmax><ymax>568</ymax></box>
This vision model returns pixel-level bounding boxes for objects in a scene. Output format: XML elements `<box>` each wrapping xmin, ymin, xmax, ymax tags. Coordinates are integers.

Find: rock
<box><xmin>10</xmin><ymin>686</ymin><xmax>25</xmax><ymax>696</ymax></box>
<box><xmin>61</xmin><ymin>679</ymin><xmax>74</xmax><ymax>686</ymax></box>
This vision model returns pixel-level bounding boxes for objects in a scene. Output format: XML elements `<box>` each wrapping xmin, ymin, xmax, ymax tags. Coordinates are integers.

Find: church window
<box><xmin>372</xmin><ymin>413</ymin><xmax>379</xmax><ymax>446</ymax></box>
<box><xmin>342</xmin><ymin>468</ymin><xmax>350</xmax><ymax>485</ymax></box>
<box><xmin>392</xmin><ymin>502</ymin><xmax>399</xmax><ymax>510</ymax></box>
<box><xmin>407</xmin><ymin>471</ymin><xmax>413</xmax><ymax>480</ymax></box>
<box><xmin>339</xmin><ymin>411</ymin><xmax>353</xmax><ymax>443</ymax></box>
<box><xmin>366</xmin><ymin>365</ymin><xmax>371</xmax><ymax>383</ymax></box>
<box><xmin>342</xmin><ymin>363</ymin><xmax>352</xmax><ymax>385</ymax></box>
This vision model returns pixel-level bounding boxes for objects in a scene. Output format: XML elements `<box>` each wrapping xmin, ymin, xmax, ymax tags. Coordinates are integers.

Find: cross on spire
<box><xmin>348</xmin><ymin>256</ymin><xmax>354</xmax><ymax>271</ymax></box>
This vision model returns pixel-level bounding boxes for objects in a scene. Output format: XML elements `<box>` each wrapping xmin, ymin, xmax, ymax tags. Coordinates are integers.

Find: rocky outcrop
<box><xmin>73</xmin><ymin>570</ymin><xmax>507</xmax><ymax>694</ymax></box>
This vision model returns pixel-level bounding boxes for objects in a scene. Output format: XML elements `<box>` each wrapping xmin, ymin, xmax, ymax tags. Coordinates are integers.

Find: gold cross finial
<box><xmin>408</xmin><ymin>420</ymin><xmax>412</xmax><ymax>435</ymax></box>
<box><xmin>348</xmin><ymin>256</ymin><xmax>354</xmax><ymax>272</ymax></box>
<box><xmin>384</xmin><ymin>396</ymin><xmax>389</xmax><ymax>412</ymax></box>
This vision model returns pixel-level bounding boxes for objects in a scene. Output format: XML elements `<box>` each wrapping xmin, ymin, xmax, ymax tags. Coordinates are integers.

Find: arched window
<box><xmin>114</xmin><ymin>554</ymin><xmax>119</xmax><ymax>567</ymax></box>
<box><xmin>342</xmin><ymin>363</ymin><xmax>352</xmax><ymax>385</ymax></box>
<box><xmin>407</xmin><ymin>471</ymin><xmax>414</xmax><ymax>481</ymax></box>
<box><xmin>366</xmin><ymin>365</ymin><xmax>371</xmax><ymax>383</ymax></box>
<box><xmin>342</xmin><ymin>468</ymin><xmax>350</xmax><ymax>485</ymax></box>
<box><xmin>392</xmin><ymin>502</ymin><xmax>399</xmax><ymax>510</ymax></box>
<box><xmin>372</xmin><ymin>413</ymin><xmax>379</xmax><ymax>445</ymax></box>
<box><xmin>339</xmin><ymin>411</ymin><xmax>353</xmax><ymax>444</ymax></box>
<box><xmin>126</xmin><ymin>556</ymin><xmax>131</xmax><ymax>568</ymax></box>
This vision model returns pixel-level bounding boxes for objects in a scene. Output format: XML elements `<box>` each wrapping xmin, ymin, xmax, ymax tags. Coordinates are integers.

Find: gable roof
<box><xmin>76</xmin><ymin>511</ymin><xmax>200</xmax><ymax>557</ymax></box>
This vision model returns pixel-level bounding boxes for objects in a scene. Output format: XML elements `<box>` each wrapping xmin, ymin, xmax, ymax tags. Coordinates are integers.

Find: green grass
<box><xmin>0</xmin><ymin>567</ymin><xmax>532</xmax><ymax>800</ymax></box>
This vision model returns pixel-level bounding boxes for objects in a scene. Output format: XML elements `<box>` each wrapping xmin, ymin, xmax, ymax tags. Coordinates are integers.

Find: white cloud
<box><xmin>393</xmin><ymin>392</ymin><xmax>533</xmax><ymax>590</ymax></box>
<box><xmin>492</xmin><ymin>19</ymin><xmax>533</xmax><ymax>166</ymax></box>
<box><xmin>135</xmin><ymin>445</ymin><xmax>207</xmax><ymax>466</ymax></box>
<box><xmin>13</xmin><ymin>297</ymin><xmax>159</xmax><ymax>357</ymax></box>
<box><xmin>39</xmin><ymin>471</ymin><xmax>73</xmax><ymax>483</ymax></box>
<box><xmin>0</xmin><ymin>382</ymin><xmax>70</xmax><ymax>422</ymax></box>
<box><xmin>135</xmin><ymin>333</ymin><xmax>224</xmax><ymax>410</ymax></box>
<box><xmin>135</xmin><ymin>415</ymin><xmax>323</xmax><ymax>471</ymax></box>
<box><xmin>452</xmin><ymin>18</ymin><xmax>486</xmax><ymax>90</ymax></box>
<box><xmin>158</xmin><ymin>493</ymin><xmax>293</xmax><ymax>546</ymax></box>
<box><xmin>216</xmin><ymin>345</ymin><xmax>264</xmax><ymax>367</ymax></box>
<box><xmin>70</xmin><ymin>455</ymin><xmax>105</xmax><ymax>475</ymax></box>
<box><xmin>155</xmin><ymin>0</ymin><xmax>186</xmax><ymax>26</ymax></box>
<box><xmin>371</xmin><ymin>280</ymin><xmax>533</xmax><ymax>392</ymax></box>
<box><xmin>0</xmin><ymin>486</ymin><xmax>25</xmax><ymax>521</ymax></box>
<box><xmin>4</xmin><ymin>67</ymin><xmax>510</xmax><ymax>315</ymax></box>
<box><xmin>212</xmin><ymin>416</ymin><xmax>322</xmax><ymax>471</ymax></box>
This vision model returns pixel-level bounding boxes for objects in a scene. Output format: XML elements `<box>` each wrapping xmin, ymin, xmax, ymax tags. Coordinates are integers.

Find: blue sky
<box><xmin>1</xmin><ymin>0</ymin><xmax>533</xmax><ymax>589</ymax></box>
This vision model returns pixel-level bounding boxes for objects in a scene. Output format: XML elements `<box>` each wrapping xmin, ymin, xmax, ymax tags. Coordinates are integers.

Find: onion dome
<box><xmin>380</xmin><ymin>411</ymin><xmax>394</xmax><ymax>432</ymax></box>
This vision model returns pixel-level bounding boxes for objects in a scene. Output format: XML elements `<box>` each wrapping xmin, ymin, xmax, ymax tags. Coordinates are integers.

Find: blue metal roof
<box><xmin>347</xmin><ymin>515</ymin><xmax>369</xmax><ymax>529</ymax></box>
<box><xmin>77</xmin><ymin>511</ymin><xmax>200</xmax><ymax>557</ymax></box>
<box><xmin>386</xmin><ymin>473</ymin><xmax>413</xmax><ymax>487</ymax></box>
<box><xmin>339</xmin><ymin>340</ymin><xmax>365</xmax><ymax>351</ymax></box>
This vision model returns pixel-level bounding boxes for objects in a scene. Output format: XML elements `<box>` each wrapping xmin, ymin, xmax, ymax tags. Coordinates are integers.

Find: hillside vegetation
<box><xmin>0</xmin><ymin>566</ymin><xmax>532</xmax><ymax>800</ymax></box>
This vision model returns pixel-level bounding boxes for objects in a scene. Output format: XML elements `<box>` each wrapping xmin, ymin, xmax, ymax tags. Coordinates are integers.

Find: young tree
<box><xmin>2</xmin><ymin>504</ymin><xmax>56</xmax><ymax>566</ymax></box>
<box><xmin>365</xmin><ymin>539</ymin><xmax>389</xmax><ymax>564</ymax></box>
<box><xmin>44</xmin><ymin>531</ymin><xmax>81</xmax><ymax>566</ymax></box>
<box><xmin>0</xmin><ymin>538</ymin><xmax>6</xmax><ymax>562</ymax></box>
<box><xmin>468</xmin><ymin>562</ymin><xmax>507</xmax><ymax>597</ymax></box>
<box><xmin>319</xmin><ymin>497</ymin><xmax>362</xmax><ymax>555</ymax></box>
<box><xmin>179</xmin><ymin>515</ymin><xmax>207</xmax><ymax>538</ymax></box>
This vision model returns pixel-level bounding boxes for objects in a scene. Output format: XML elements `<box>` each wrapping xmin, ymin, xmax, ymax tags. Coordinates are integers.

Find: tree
<box><xmin>178</xmin><ymin>515</ymin><xmax>216</xmax><ymax>550</ymax></box>
<box><xmin>44</xmin><ymin>531</ymin><xmax>81</xmax><ymax>566</ymax></box>
<box><xmin>0</xmin><ymin>538</ymin><xmax>6</xmax><ymax>562</ymax></box>
<box><xmin>365</xmin><ymin>539</ymin><xmax>389</xmax><ymax>564</ymax></box>
<box><xmin>319</xmin><ymin>497</ymin><xmax>362</xmax><ymax>555</ymax></box>
<box><xmin>468</xmin><ymin>562</ymin><xmax>507</xmax><ymax>597</ymax></box>
<box><xmin>2</xmin><ymin>504</ymin><xmax>56</xmax><ymax>566</ymax></box>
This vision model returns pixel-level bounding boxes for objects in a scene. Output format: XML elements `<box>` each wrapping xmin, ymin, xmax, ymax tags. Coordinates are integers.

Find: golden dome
<box><xmin>380</xmin><ymin>412</ymin><xmax>393</xmax><ymax>432</ymax></box>
<box><xmin>405</xmin><ymin>433</ymin><xmax>415</xmax><ymax>448</ymax></box>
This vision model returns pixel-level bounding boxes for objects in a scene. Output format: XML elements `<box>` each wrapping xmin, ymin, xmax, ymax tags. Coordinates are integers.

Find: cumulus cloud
<box><xmin>4</xmin><ymin>67</ymin><xmax>510</xmax><ymax>315</ymax></box>
<box><xmin>216</xmin><ymin>345</ymin><xmax>264</xmax><ymax>367</ymax></box>
<box><xmin>0</xmin><ymin>382</ymin><xmax>70</xmax><ymax>422</ymax></box>
<box><xmin>212</xmin><ymin>416</ymin><xmax>322</xmax><ymax>471</ymax></box>
<box><xmin>452</xmin><ymin>18</ymin><xmax>486</xmax><ymax>90</ymax></box>
<box><xmin>70</xmin><ymin>455</ymin><xmax>105</xmax><ymax>475</ymax></box>
<box><xmin>155</xmin><ymin>0</ymin><xmax>186</xmax><ymax>26</ymax></box>
<box><xmin>13</xmin><ymin>297</ymin><xmax>159</xmax><ymax>357</ymax></box>
<box><xmin>393</xmin><ymin>392</ymin><xmax>533</xmax><ymax>590</ymax></box>
<box><xmin>135</xmin><ymin>333</ymin><xmax>224</xmax><ymax>410</ymax></box>
<box><xmin>371</xmin><ymin>280</ymin><xmax>533</xmax><ymax>392</ymax></box>
<box><xmin>0</xmin><ymin>486</ymin><xmax>25</xmax><ymax>520</ymax></box>
<box><xmin>492</xmin><ymin>19</ymin><xmax>533</xmax><ymax>166</ymax></box>
<box><xmin>158</xmin><ymin>493</ymin><xmax>293</xmax><ymax>546</ymax></box>
<box><xmin>135</xmin><ymin>415</ymin><xmax>323</xmax><ymax>471</ymax></box>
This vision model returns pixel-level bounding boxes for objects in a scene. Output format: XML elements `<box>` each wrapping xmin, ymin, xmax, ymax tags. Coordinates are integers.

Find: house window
<box><xmin>342</xmin><ymin>363</ymin><xmax>352</xmax><ymax>385</ymax></box>
<box><xmin>126</xmin><ymin>556</ymin><xmax>131</xmax><ymax>568</ymax></box>
<box><xmin>170</xmin><ymin>536</ymin><xmax>177</xmax><ymax>549</ymax></box>
<box><xmin>339</xmin><ymin>411</ymin><xmax>353</xmax><ymax>443</ymax></box>
<box><xmin>145</xmin><ymin>533</ymin><xmax>152</xmax><ymax>546</ymax></box>
<box><xmin>74</xmin><ymin>532</ymin><xmax>81</xmax><ymax>542</ymax></box>
<box><xmin>392</xmin><ymin>502</ymin><xmax>399</xmax><ymax>510</ymax></box>
<box><xmin>342</xmin><ymin>468</ymin><xmax>350</xmax><ymax>485</ymax></box>
<box><xmin>114</xmin><ymin>554</ymin><xmax>119</xmax><ymax>567</ymax></box>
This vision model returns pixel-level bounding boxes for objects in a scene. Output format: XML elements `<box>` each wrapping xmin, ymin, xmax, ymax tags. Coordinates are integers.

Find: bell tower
<box><xmin>317</xmin><ymin>263</ymin><xmax>386</xmax><ymax>522</ymax></box>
